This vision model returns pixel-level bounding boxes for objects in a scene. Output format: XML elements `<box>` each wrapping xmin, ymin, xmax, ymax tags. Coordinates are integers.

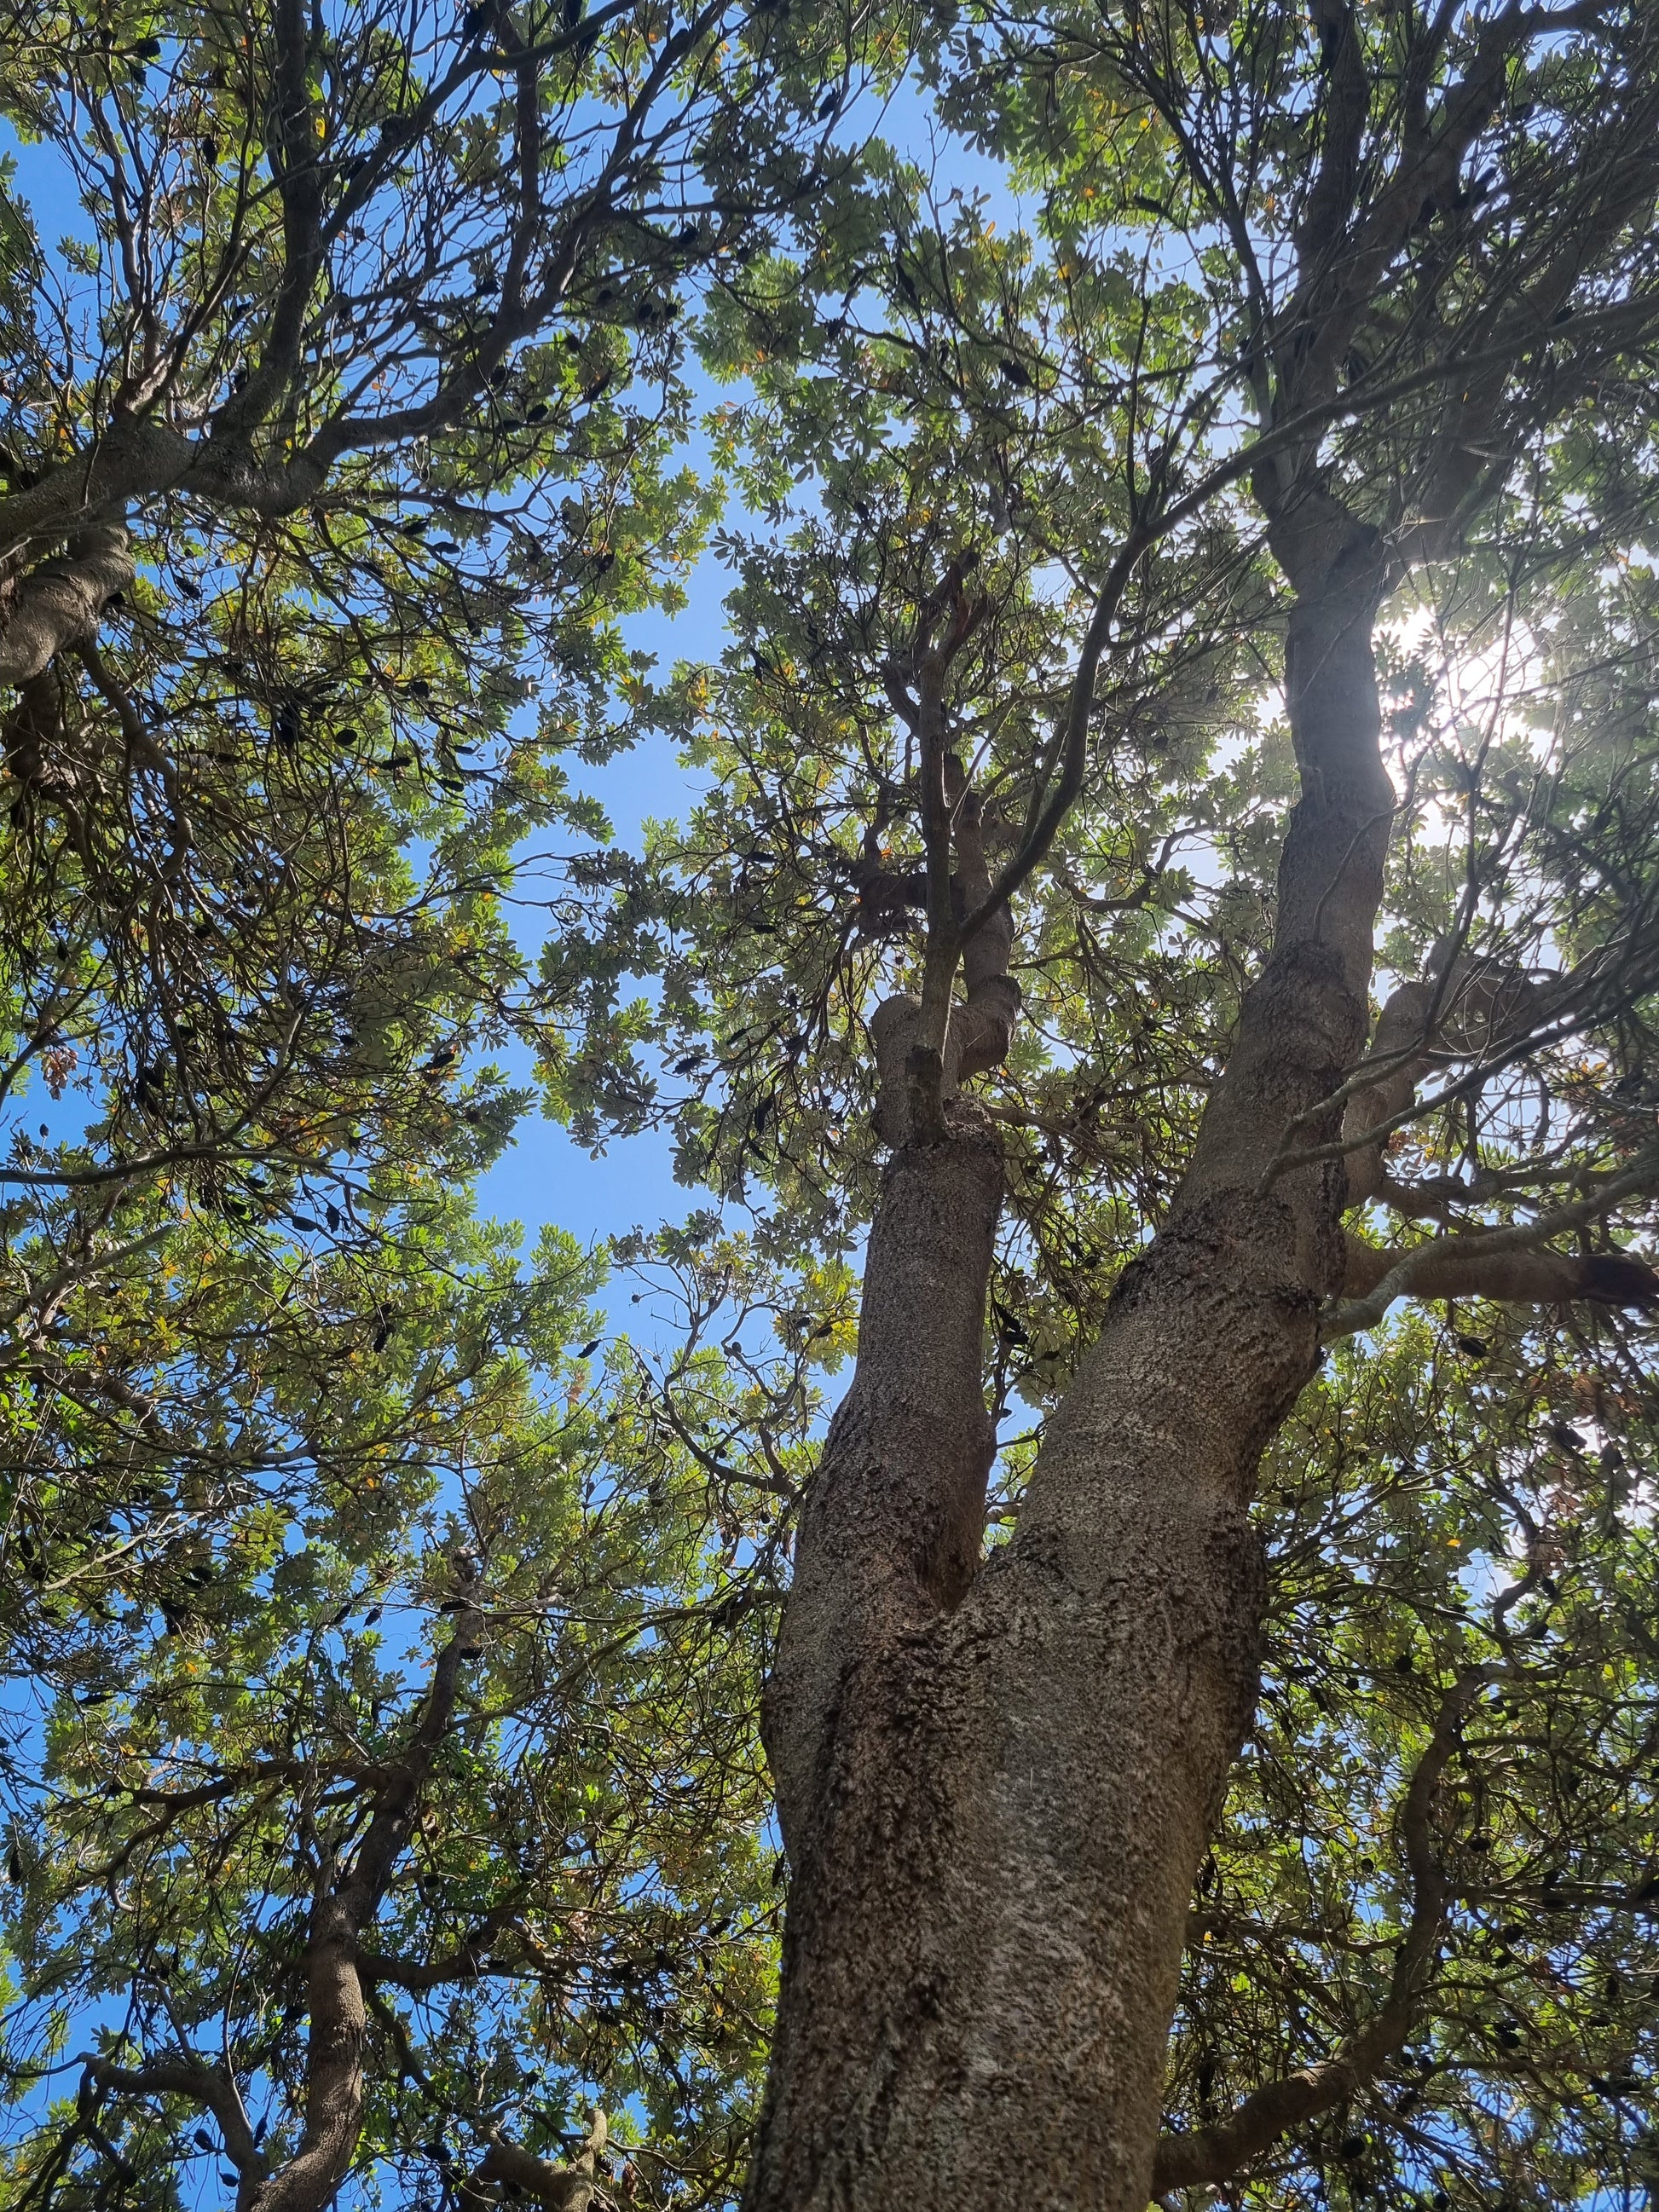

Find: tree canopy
<box><xmin>3</xmin><ymin>0</ymin><xmax>1659</xmax><ymax>2208</ymax></box>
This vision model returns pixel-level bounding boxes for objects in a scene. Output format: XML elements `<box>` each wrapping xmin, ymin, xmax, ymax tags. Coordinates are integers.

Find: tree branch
<box><xmin>1260</xmin><ymin>910</ymin><xmax>1659</xmax><ymax>1198</ymax></box>
<box><xmin>957</xmin><ymin>523</ymin><xmax>1149</xmax><ymax>946</ymax></box>
<box><xmin>871</xmin><ymin>752</ymin><xmax>1020</xmax><ymax>1146</ymax></box>
<box><xmin>246</xmin><ymin>1603</ymin><xmax>483</xmax><ymax>2212</ymax></box>
<box><xmin>1338</xmin><ymin>1225</ymin><xmax>1659</xmax><ymax>1325</ymax></box>
<box><xmin>0</xmin><ymin>526</ymin><xmax>133</xmax><ymax>686</ymax></box>
<box><xmin>208</xmin><ymin>0</ymin><xmax>326</xmax><ymax>443</ymax></box>
<box><xmin>1278</xmin><ymin>0</ymin><xmax>1607</xmax><ymax>424</ymax></box>
<box><xmin>1152</xmin><ymin>1671</ymin><xmax>1485</xmax><ymax>2195</ymax></box>
<box><xmin>1340</xmin><ymin>952</ymin><xmax>1544</xmax><ymax>1208</ymax></box>
<box><xmin>459</xmin><ymin>2108</ymin><xmax>609</xmax><ymax>2211</ymax></box>
<box><xmin>90</xmin><ymin>2058</ymin><xmax>261</xmax><ymax>2170</ymax></box>
<box><xmin>78</xmin><ymin>638</ymin><xmax>191</xmax><ymax>875</ymax></box>
<box><xmin>1325</xmin><ymin>1145</ymin><xmax>1659</xmax><ymax>1335</ymax></box>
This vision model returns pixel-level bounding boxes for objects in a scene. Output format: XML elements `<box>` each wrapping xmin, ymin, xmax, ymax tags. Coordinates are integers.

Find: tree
<box><xmin>0</xmin><ymin>1196</ymin><xmax>818</xmax><ymax>2211</ymax></box>
<box><xmin>0</xmin><ymin>0</ymin><xmax>848</xmax><ymax>1627</ymax></box>
<box><xmin>610</xmin><ymin>7</ymin><xmax>1659</xmax><ymax>2204</ymax></box>
<box><xmin>9</xmin><ymin>3</ymin><xmax>1659</xmax><ymax>2208</ymax></box>
<box><xmin>0</xmin><ymin>2</ymin><xmax>858</xmax><ymax>2203</ymax></box>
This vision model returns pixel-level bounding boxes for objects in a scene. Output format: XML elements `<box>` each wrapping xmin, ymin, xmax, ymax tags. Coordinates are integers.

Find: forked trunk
<box><xmin>750</xmin><ymin>520</ymin><xmax>1390</xmax><ymax>2212</ymax></box>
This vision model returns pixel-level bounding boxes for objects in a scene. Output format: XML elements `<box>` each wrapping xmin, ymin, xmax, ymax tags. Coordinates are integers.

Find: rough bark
<box><xmin>752</xmin><ymin>443</ymin><xmax>1659</xmax><ymax>2206</ymax></box>
<box><xmin>747</xmin><ymin>7</ymin><xmax>1659</xmax><ymax>2192</ymax></box>
<box><xmin>764</xmin><ymin>755</ymin><xmax>1017</xmax><ymax>1846</ymax></box>
<box><xmin>0</xmin><ymin>526</ymin><xmax>133</xmax><ymax>688</ymax></box>
<box><xmin>749</xmin><ymin>505</ymin><xmax>1390</xmax><ymax>2212</ymax></box>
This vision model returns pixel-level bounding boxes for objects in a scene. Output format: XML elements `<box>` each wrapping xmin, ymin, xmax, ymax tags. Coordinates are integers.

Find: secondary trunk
<box><xmin>750</xmin><ymin>514</ymin><xmax>1390</xmax><ymax>2211</ymax></box>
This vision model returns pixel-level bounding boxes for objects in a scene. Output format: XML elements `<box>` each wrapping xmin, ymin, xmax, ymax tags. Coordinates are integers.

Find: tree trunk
<box><xmin>749</xmin><ymin>511</ymin><xmax>1390</xmax><ymax>2212</ymax></box>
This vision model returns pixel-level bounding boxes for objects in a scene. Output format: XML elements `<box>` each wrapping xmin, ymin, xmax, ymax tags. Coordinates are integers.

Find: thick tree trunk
<box><xmin>750</xmin><ymin>511</ymin><xmax>1390</xmax><ymax>2212</ymax></box>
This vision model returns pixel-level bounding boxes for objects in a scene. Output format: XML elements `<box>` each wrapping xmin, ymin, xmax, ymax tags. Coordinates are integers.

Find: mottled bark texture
<box><xmin>0</xmin><ymin>524</ymin><xmax>133</xmax><ymax>688</ymax></box>
<box><xmin>749</xmin><ymin>503</ymin><xmax>1391</xmax><ymax>2212</ymax></box>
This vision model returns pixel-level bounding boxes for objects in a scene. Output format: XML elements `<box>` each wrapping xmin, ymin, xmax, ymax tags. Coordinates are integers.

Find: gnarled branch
<box><xmin>0</xmin><ymin>526</ymin><xmax>133</xmax><ymax>688</ymax></box>
<box><xmin>1153</xmin><ymin>1671</ymin><xmax>1484</xmax><ymax>2195</ymax></box>
<box><xmin>459</xmin><ymin>2108</ymin><xmax>609</xmax><ymax>2210</ymax></box>
<box><xmin>87</xmin><ymin>2057</ymin><xmax>264</xmax><ymax>2194</ymax></box>
<box><xmin>242</xmin><ymin>1603</ymin><xmax>483</xmax><ymax>2212</ymax></box>
<box><xmin>1327</xmin><ymin>1143</ymin><xmax>1659</xmax><ymax>1334</ymax></box>
<box><xmin>1342</xmin><ymin>953</ymin><xmax>1541</xmax><ymax>1210</ymax></box>
<box><xmin>1340</xmin><ymin>1227</ymin><xmax>1659</xmax><ymax>1320</ymax></box>
<box><xmin>873</xmin><ymin>755</ymin><xmax>1020</xmax><ymax>1146</ymax></box>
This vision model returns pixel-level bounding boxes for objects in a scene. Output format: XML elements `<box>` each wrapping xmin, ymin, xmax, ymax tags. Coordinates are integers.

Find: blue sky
<box><xmin>0</xmin><ymin>77</ymin><xmax>1025</xmax><ymax>1328</ymax></box>
<box><xmin>464</xmin><ymin>81</ymin><xmax>1025</xmax><ymax>1280</ymax></box>
<box><xmin>473</xmin><ymin>595</ymin><xmax>720</xmax><ymax>1269</ymax></box>
<box><xmin>0</xmin><ymin>111</ymin><xmax>717</xmax><ymax>1291</ymax></box>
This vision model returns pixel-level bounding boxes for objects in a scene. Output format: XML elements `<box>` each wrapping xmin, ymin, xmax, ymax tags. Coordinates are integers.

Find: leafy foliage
<box><xmin>0</xmin><ymin>1199</ymin><xmax>789</xmax><ymax>2209</ymax></box>
<box><xmin>1181</xmin><ymin>1314</ymin><xmax>1659</xmax><ymax>2209</ymax></box>
<box><xmin>565</xmin><ymin>7</ymin><xmax>1659</xmax><ymax>2198</ymax></box>
<box><xmin>0</xmin><ymin>0</ymin><xmax>867</xmax><ymax>2200</ymax></box>
<box><xmin>4</xmin><ymin>0</ymin><xmax>1659</xmax><ymax>2207</ymax></box>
